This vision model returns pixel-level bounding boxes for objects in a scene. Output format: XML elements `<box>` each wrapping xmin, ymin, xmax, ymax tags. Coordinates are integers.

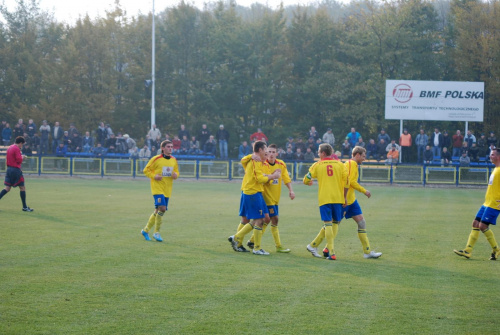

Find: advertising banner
<box><xmin>385</xmin><ymin>80</ymin><xmax>484</xmax><ymax>121</ymax></box>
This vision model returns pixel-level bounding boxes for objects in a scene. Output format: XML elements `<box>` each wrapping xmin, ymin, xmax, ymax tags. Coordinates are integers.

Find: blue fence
<box><xmin>0</xmin><ymin>154</ymin><xmax>493</xmax><ymax>186</ymax></box>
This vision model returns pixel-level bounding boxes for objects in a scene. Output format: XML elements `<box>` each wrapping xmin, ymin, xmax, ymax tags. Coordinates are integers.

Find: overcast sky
<box><xmin>2</xmin><ymin>0</ymin><xmax>339</xmax><ymax>24</ymax></box>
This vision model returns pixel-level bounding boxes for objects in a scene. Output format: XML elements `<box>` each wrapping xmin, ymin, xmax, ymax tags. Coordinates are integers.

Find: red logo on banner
<box><xmin>392</xmin><ymin>84</ymin><xmax>413</xmax><ymax>103</ymax></box>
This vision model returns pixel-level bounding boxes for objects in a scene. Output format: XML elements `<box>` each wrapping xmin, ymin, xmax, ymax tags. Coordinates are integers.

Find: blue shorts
<box><xmin>319</xmin><ymin>204</ymin><xmax>343</xmax><ymax>222</ymax></box>
<box><xmin>475</xmin><ymin>206</ymin><xmax>499</xmax><ymax>225</ymax></box>
<box><xmin>344</xmin><ymin>200</ymin><xmax>363</xmax><ymax>219</ymax></box>
<box><xmin>267</xmin><ymin>205</ymin><xmax>279</xmax><ymax>218</ymax></box>
<box><xmin>4</xmin><ymin>167</ymin><xmax>24</xmax><ymax>187</ymax></box>
<box><xmin>239</xmin><ymin>192</ymin><xmax>268</xmax><ymax>220</ymax></box>
<box><xmin>153</xmin><ymin>194</ymin><xmax>169</xmax><ymax>209</ymax></box>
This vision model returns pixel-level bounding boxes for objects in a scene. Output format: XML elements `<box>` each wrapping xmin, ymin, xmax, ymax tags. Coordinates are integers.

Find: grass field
<box><xmin>1</xmin><ymin>177</ymin><xmax>499</xmax><ymax>334</ymax></box>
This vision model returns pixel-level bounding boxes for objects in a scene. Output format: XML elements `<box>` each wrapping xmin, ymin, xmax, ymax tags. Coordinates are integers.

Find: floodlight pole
<box><xmin>150</xmin><ymin>0</ymin><xmax>156</xmax><ymax>129</ymax></box>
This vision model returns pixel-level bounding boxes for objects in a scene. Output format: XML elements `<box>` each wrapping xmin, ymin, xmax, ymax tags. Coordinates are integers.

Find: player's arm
<box><xmin>253</xmin><ymin>161</ymin><xmax>270</xmax><ymax>184</ymax></box>
<box><xmin>240</xmin><ymin>154</ymin><xmax>253</xmax><ymax>169</ymax></box>
<box><xmin>172</xmin><ymin>160</ymin><xmax>180</xmax><ymax>180</ymax></box>
<box><xmin>143</xmin><ymin>157</ymin><xmax>158</xmax><ymax>180</ymax></box>
<box><xmin>348</xmin><ymin>165</ymin><xmax>367</xmax><ymax>195</ymax></box>
<box><xmin>303</xmin><ymin>165</ymin><xmax>315</xmax><ymax>186</ymax></box>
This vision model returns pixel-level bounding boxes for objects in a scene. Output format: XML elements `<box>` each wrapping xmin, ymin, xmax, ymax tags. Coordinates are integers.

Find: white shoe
<box><xmin>364</xmin><ymin>251</ymin><xmax>382</xmax><ymax>259</ymax></box>
<box><xmin>307</xmin><ymin>244</ymin><xmax>322</xmax><ymax>258</ymax></box>
<box><xmin>153</xmin><ymin>232</ymin><xmax>163</xmax><ymax>242</ymax></box>
<box><xmin>253</xmin><ymin>249</ymin><xmax>270</xmax><ymax>255</ymax></box>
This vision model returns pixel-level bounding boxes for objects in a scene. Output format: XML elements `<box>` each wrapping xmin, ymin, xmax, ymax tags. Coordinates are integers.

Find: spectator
<box><xmin>56</xmin><ymin>142</ymin><xmax>67</xmax><ymax>157</ymax></box>
<box><xmin>0</xmin><ymin>120</ymin><xmax>6</xmax><ymax>134</ymax></box>
<box><xmin>285</xmin><ymin>137</ymin><xmax>295</xmax><ymax>152</ymax></box>
<box><xmin>114</xmin><ymin>133</ymin><xmax>127</xmax><ymax>154</ymax></box>
<box><xmin>341</xmin><ymin>139</ymin><xmax>351</xmax><ymax>158</ymax></box>
<box><xmin>216</xmin><ymin>124</ymin><xmax>229</xmax><ymax>159</ymax></box>
<box><xmin>250</xmin><ymin>128</ymin><xmax>268</xmax><ymax>142</ymax></box>
<box><xmin>452</xmin><ymin>130</ymin><xmax>464</xmax><ymax>158</ymax></box>
<box><xmin>105</xmin><ymin>124</ymin><xmax>113</xmax><ymax>139</ymax></box>
<box><xmin>198</xmin><ymin>124</ymin><xmax>210</xmax><ymax>147</ymax></box>
<box><xmin>477</xmin><ymin>134</ymin><xmax>489</xmax><ymax>158</ymax></box>
<box><xmin>415</xmin><ymin>129</ymin><xmax>428</xmax><ymax>163</ymax></box>
<box><xmin>180</xmin><ymin>135</ymin><xmax>190</xmax><ymax>154</ymax></box>
<box><xmin>68</xmin><ymin>123</ymin><xmax>79</xmax><ymax>138</ymax></box>
<box><xmin>238</xmin><ymin>141</ymin><xmax>251</xmax><ymax>159</ymax></box>
<box><xmin>105</xmin><ymin>133</ymin><xmax>116</xmax><ymax>149</ymax></box>
<box><xmin>322</xmin><ymin>128</ymin><xmax>335</xmax><ymax>148</ymax></box>
<box><xmin>346</xmin><ymin>127</ymin><xmax>361</xmax><ymax>148</ymax></box>
<box><xmin>189</xmin><ymin>136</ymin><xmax>201</xmax><ymax>155</ymax></box>
<box><xmin>295</xmin><ymin>147</ymin><xmax>304</xmax><ymax>161</ymax></box>
<box><xmin>284</xmin><ymin>147</ymin><xmax>294</xmax><ymax>160</ymax></box>
<box><xmin>147</xmin><ymin>124</ymin><xmax>161</xmax><ymax>145</ymax></box>
<box><xmin>2</xmin><ymin>123</ymin><xmax>13</xmax><ymax>145</ymax></box>
<box><xmin>469</xmin><ymin>143</ymin><xmax>480</xmax><ymax>163</ymax></box>
<box><xmin>386</xmin><ymin>139</ymin><xmax>401</xmax><ymax>153</ymax></box>
<box><xmin>97</xmin><ymin>122</ymin><xmax>107</xmax><ymax>145</ymax></box>
<box><xmin>13</xmin><ymin>123</ymin><xmax>24</xmax><ymax>139</ymax></box>
<box><xmin>153</xmin><ymin>136</ymin><xmax>162</xmax><ymax>152</ymax></box>
<box><xmin>62</xmin><ymin>131</ymin><xmax>71</xmax><ymax>146</ymax></box>
<box><xmin>138</xmin><ymin>145</ymin><xmax>151</xmax><ymax>169</ymax></box>
<box><xmin>27</xmin><ymin>119</ymin><xmax>37</xmax><ymax>139</ymax></box>
<box><xmin>487</xmin><ymin>131</ymin><xmax>497</xmax><ymax>147</ymax></box>
<box><xmin>129</xmin><ymin>147</ymin><xmax>139</xmax><ymax>160</ymax></box>
<box><xmin>377</xmin><ymin>128</ymin><xmax>391</xmax><ymax>144</ymax></box>
<box><xmin>306</xmin><ymin>137</ymin><xmax>316</xmax><ymax>152</ymax></box>
<box><xmin>459</xmin><ymin>151</ymin><xmax>470</xmax><ymax>167</ymax></box>
<box><xmin>31</xmin><ymin>133</ymin><xmax>40</xmax><ymax>152</ymax></box>
<box><xmin>23</xmin><ymin>132</ymin><xmax>32</xmax><ymax>148</ymax></box>
<box><xmin>356</xmin><ymin>137</ymin><xmax>365</xmax><ymax>148</ymax></box>
<box><xmin>430</xmin><ymin>128</ymin><xmax>444</xmax><ymax>158</ymax></box>
<box><xmin>295</xmin><ymin>138</ymin><xmax>306</xmax><ymax>153</ymax></box>
<box><xmin>94</xmin><ymin>143</ymin><xmax>107</xmax><ymax>158</ymax></box>
<box><xmin>423</xmin><ymin>145</ymin><xmax>433</xmax><ymax>164</ymax></box>
<box><xmin>277</xmin><ymin>147</ymin><xmax>286</xmax><ymax>160</ymax></box>
<box><xmin>307</xmin><ymin>126</ymin><xmax>319</xmax><ymax>141</ymax></box>
<box><xmin>39</xmin><ymin>120</ymin><xmax>50</xmax><ymax>155</ymax></box>
<box><xmin>464</xmin><ymin>130</ymin><xmax>476</xmax><ymax>148</ymax></box>
<box><xmin>366</xmin><ymin>139</ymin><xmax>377</xmax><ymax>160</ymax></box>
<box><xmin>52</xmin><ymin>121</ymin><xmax>63</xmax><ymax>153</ymax></box>
<box><xmin>399</xmin><ymin>128</ymin><xmax>412</xmax><ymax>163</ymax></box>
<box><xmin>204</xmin><ymin>135</ymin><xmax>217</xmax><ymax>155</ymax></box>
<box><xmin>304</xmin><ymin>147</ymin><xmax>315</xmax><ymax>161</ymax></box>
<box><xmin>315</xmin><ymin>138</ymin><xmax>323</xmax><ymax>155</ymax></box>
<box><xmin>172</xmin><ymin>135</ymin><xmax>182</xmax><ymax>154</ymax></box>
<box><xmin>69</xmin><ymin>132</ymin><xmax>82</xmax><ymax>152</ymax></box>
<box><xmin>461</xmin><ymin>141</ymin><xmax>469</xmax><ymax>155</ymax></box>
<box><xmin>386</xmin><ymin>144</ymin><xmax>399</xmax><ymax>165</ymax></box>
<box><xmin>82</xmin><ymin>131</ymin><xmax>94</xmax><ymax>153</ymax></box>
<box><xmin>123</xmin><ymin>134</ymin><xmax>137</xmax><ymax>153</ymax></box>
<box><xmin>441</xmin><ymin>147</ymin><xmax>451</xmax><ymax>166</ymax></box>
<box><xmin>376</xmin><ymin>139</ymin><xmax>387</xmax><ymax>161</ymax></box>
<box><xmin>178</xmin><ymin>124</ymin><xmax>190</xmax><ymax>140</ymax></box>
<box><xmin>442</xmin><ymin>131</ymin><xmax>451</xmax><ymax>151</ymax></box>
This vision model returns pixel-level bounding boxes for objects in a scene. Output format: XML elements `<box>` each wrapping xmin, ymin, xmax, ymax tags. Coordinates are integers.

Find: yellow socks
<box><xmin>358</xmin><ymin>229</ymin><xmax>371</xmax><ymax>254</ymax></box>
<box><xmin>464</xmin><ymin>228</ymin><xmax>481</xmax><ymax>253</ymax></box>
<box><xmin>253</xmin><ymin>226</ymin><xmax>263</xmax><ymax>250</ymax></box>
<box><xmin>154</xmin><ymin>211</ymin><xmax>164</xmax><ymax>233</ymax></box>
<box><xmin>237</xmin><ymin>222</ymin><xmax>245</xmax><ymax>232</ymax></box>
<box><xmin>483</xmin><ymin>229</ymin><xmax>499</xmax><ymax>252</ymax></box>
<box><xmin>271</xmin><ymin>225</ymin><xmax>281</xmax><ymax>248</ymax></box>
<box><xmin>144</xmin><ymin>212</ymin><xmax>156</xmax><ymax>233</ymax></box>
<box><xmin>234</xmin><ymin>223</ymin><xmax>253</xmax><ymax>244</ymax></box>
<box><xmin>324</xmin><ymin>223</ymin><xmax>334</xmax><ymax>254</ymax></box>
<box><xmin>249</xmin><ymin>223</ymin><xmax>268</xmax><ymax>244</ymax></box>
<box><xmin>310</xmin><ymin>226</ymin><xmax>325</xmax><ymax>248</ymax></box>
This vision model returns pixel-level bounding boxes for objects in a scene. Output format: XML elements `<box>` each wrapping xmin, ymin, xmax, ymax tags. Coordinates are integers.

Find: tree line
<box><xmin>0</xmin><ymin>0</ymin><xmax>498</xmax><ymax>153</ymax></box>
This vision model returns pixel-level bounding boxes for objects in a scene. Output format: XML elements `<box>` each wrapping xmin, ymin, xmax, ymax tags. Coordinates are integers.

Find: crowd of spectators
<box><xmin>1</xmin><ymin>118</ymin><xmax>497</xmax><ymax>166</ymax></box>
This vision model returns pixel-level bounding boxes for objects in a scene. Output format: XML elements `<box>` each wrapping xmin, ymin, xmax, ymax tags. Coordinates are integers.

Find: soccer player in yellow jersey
<box><xmin>304</xmin><ymin>143</ymin><xmax>349</xmax><ymax>260</ymax></box>
<box><xmin>454</xmin><ymin>148</ymin><xmax>500</xmax><ymax>260</ymax></box>
<box><xmin>342</xmin><ymin>146</ymin><xmax>382</xmax><ymax>259</ymax></box>
<box><xmin>229</xmin><ymin>141</ymin><xmax>281</xmax><ymax>255</ymax></box>
<box><xmin>141</xmin><ymin>140</ymin><xmax>179</xmax><ymax>242</ymax></box>
<box><xmin>245</xmin><ymin>144</ymin><xmax>295</xmax><ymax>253</ymax></box>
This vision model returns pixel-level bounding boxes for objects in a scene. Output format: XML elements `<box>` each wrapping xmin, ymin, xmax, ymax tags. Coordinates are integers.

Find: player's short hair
<box><xmin>161</xmin><ymin>140</ymin><xmax>172</xmax><ymax>148</ymax></box>
<box><xmin>253</xmin><ymin>140</ymin><xmax>267</xmax><ymax>153</ymax></box>
<box><xmin>318</xmin><ymin>143</ymin><xmax>333</xmax><ymax>157</ymax></box>
<box><xmin>268</xmin><ymin>144</ymin><xmax>277</xmax><ymax>150</ymax></box>
<box><xmin>494</xmin><ymin>148</ymin><xmax>500</xmax><ymax>154</ymax></box>
<box><xmin>352</xmin><ymin>146</ymin><xmax>366</xmax><ymax>157</ymax></box>
<box><xmin>15</xmin><ymin>136</ymin><xmax>25</xmax><ymax>144</ymax></box>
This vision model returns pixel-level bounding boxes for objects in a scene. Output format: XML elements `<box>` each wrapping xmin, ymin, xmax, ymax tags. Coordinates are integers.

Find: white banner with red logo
<box><xmin>385</xmin><ymin>80</ymin><xmax>484</xmax><ymax>121</ymax></box>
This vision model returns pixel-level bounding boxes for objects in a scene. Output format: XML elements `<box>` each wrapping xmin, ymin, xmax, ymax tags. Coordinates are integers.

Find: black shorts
<box><xmin>4</xmin><ymin>166</ymin><xmax>24</xmax><ymax>187</ymax></box>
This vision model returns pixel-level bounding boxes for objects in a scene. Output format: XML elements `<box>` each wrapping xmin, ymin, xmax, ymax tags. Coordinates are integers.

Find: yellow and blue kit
<box><xmin>143</xmin><ymin>154</ymin><xmax>179</xmax><ymax>197</ymax></box>
<box><xmin>303</xmin><ymin>158</ymin><xmax>349</xmax><ymax>206</ymax></box>
<box><xmin>476</xmin><ymin>167</ymin><xmax>500</xmax><ymax>224</ymax></box>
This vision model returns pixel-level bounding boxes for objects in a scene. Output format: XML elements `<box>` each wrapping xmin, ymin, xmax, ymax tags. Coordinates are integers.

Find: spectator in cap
<box><xmin>487</xmin><ymin>131</ymin><xmax>497</xmax><ymax>148</ymax></box>
<box><xmin>377</xmin><ymin>128</ymin><xmax>390</xmax><ymax>144</ymax></box>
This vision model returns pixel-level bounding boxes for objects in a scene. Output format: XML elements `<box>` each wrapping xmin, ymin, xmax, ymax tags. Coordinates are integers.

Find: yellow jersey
<box><xmin>264</xmin><ymin>159</ymin><xmax>292</xmax><ymax>205</ymax></box>
<box><xmin>303</xmin><ymin>158</ymin><xmax>349</xmax><ymax>206</ymax></box>
<box><xmin>143</xmin><ymin>154</ymin><xmax>179</xmax><ymax>197</ymax></box>
<box><xmin>240</xmin><ymin>155</ymin><xmax>269</xmax><ymax>195</ymax></box>
<box><xmin>345</xmin><ymin>159</ymin><xmax>367</xmax><ymax>205</ymax></box>
<box><xmin>484</xmin><ymin>167</ymin><xmax>500</xmax><ymax>209</ymax></box>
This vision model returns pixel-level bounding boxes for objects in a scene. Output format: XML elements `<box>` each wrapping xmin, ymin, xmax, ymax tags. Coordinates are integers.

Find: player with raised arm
<box><xmin>228</xmin><ymin>141</ymin><xmax>281</xmax><ymax>255</ymax></box>
<box><xmin>304</xmin><ymin>143</ymin><xmax>349</xmax><ymax>260</ymax></box>
<box><xmin>141</xmin><ymin>140</ymin><xmax>179</xmax><ymax>242</ymax></box>
<box><xmin>454</xmin><ymin>148</ymin><xmax>500</xmax><ymax>260</ymax></box>
<box><xmin>245</xmin><ymin>144</ymin><xmax>295</xmax><ymax>253</ymax></box>
<box><xmin>0</xmin><ymin>136</ymin><xmax>34</xmax><ymax>211</ymax></box>
<box><xmin>341</xmin><ymin>146</ymin><xmax>382</xmax><ymax>259</ymax></box>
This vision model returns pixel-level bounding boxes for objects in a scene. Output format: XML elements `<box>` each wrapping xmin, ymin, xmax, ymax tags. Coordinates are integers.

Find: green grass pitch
<box><xmin>1</xmin><ymin>177</ymin><xmax>499</xmax><ymax>334</ymax></box>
